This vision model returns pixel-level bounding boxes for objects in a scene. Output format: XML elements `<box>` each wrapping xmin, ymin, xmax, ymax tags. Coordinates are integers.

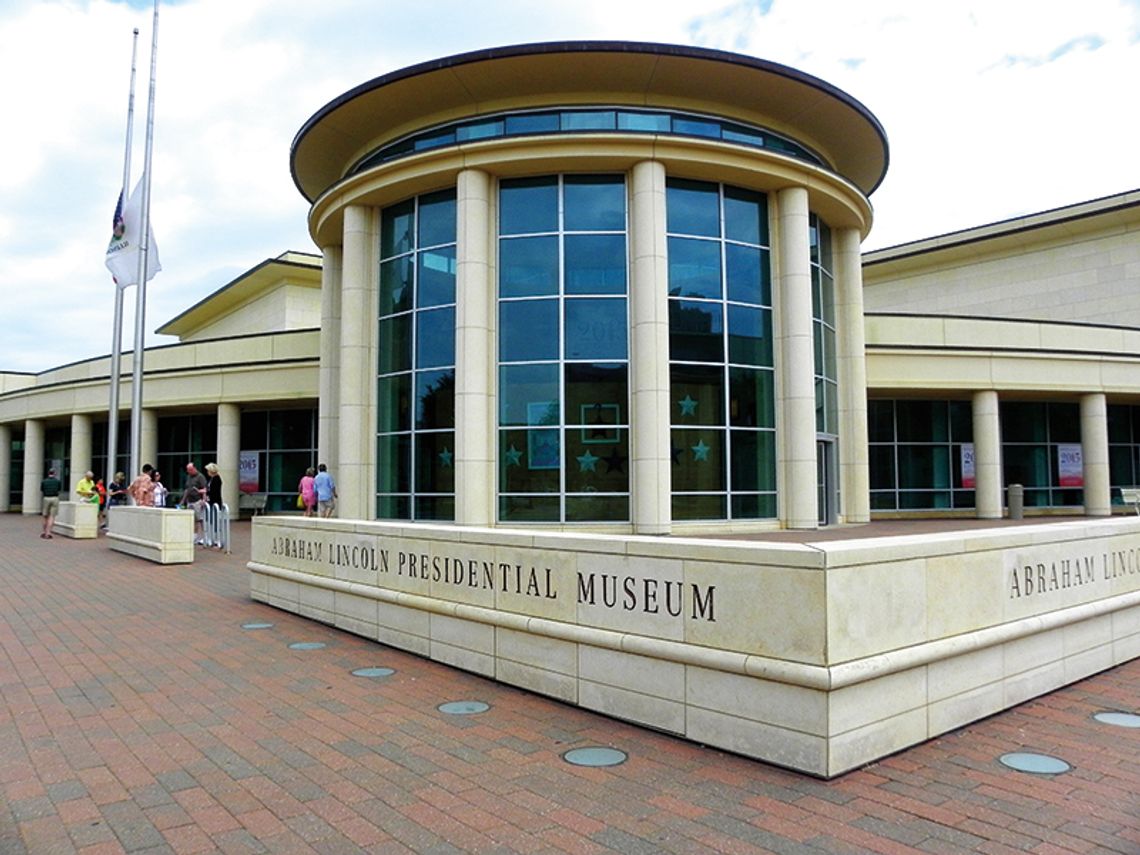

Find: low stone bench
<box><xmin>56</xmin><ymin>501</ymin><xmax>99</xmax><ymax>539</ymax></box>
<box><xmin>107</xmin><ymin>506</ymin><xmax>194</xmax><ymax>564</ymax></box>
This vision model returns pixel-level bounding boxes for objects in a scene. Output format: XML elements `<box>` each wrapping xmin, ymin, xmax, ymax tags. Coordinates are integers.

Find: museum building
<box><xmin>2</xmin><ymin>42</ymin><xmax>1139</xmax><ymax>776</ymax></box>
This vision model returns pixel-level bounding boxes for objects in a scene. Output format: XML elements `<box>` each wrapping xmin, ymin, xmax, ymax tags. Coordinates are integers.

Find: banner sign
<box><xmin>961</xmin><ymin>443</ymin><xmax>975</xmax><ymax>488</ymax></box>
<box><xmin>1058</xmin><ymin>444</ymin><xmax>1083</xmax><ymax>487</ymax></box>
<box><xmin>239</xmin><ymin>451</ymin><xmax>260</xmax><ymax>493</ymax></box>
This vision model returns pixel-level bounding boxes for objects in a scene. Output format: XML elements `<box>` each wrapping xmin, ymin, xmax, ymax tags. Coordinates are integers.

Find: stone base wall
<box><xmin>108</xmin><ymin>507</ymin><xmax>195</xmax><ymax>565</ymax></box>
<box><xmin>248</xmin><ymin>517</ymin><xmax>1140</xmax><ymax>777</ymax></box>
<box><xmin>56</xmin><ymin>501</ymin><xmax>99</xmax><ymax>539</ymax></box>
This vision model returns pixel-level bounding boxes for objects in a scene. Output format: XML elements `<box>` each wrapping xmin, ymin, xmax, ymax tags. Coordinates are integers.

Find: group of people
<box><xmin>39</xmin><ymin>459</ymin><xmax>338</xmax><ymax>539</ymax></box>
<box><xmin>39</xmin><ymin>461</ymin><xmax>223</xmax><ymax>543</ymax></box>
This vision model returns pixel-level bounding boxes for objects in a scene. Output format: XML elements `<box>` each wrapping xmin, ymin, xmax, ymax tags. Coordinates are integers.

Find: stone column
<box><xmin>337</xmin><ymin>205</ymin><xmax>376</xmax><ymax>519</ymax></box>
<box><xmin>22</xmin><ymin>419</ymin><xmax>44</xmax><ymax>515</ymax></box>
<box><xmin>775</xmin><ymin>187</ymin><xmax>817</xmax><ymax>529</ymax></box>
<box><xmin>141</xmin><ymin>409</ymin><xmax>158</xmax><ymax>471</ymax></box>
<box><xmin>217</xmin><ymin>403</ymin><xmax>241</xmax><ymax>513</ymax></box>
<box><xmin>0</xmin><ymin>424</ymin><xmax>11</xmax><ymax>513</ymax></box>
<box><xmin>972</xmin><ymin>390</ymin><xmax>1003</xmax><ymax>518</ymax></box>
<box><xmin>1080</xmin><ymin>392</ymin><xmax>1110</xmax><ymax>516</ymax></box>
<box><xmin>70</xmin><ymin>414</ymin><xmax>92</xmax><ymax>482</ymax></box>
<box><xmin>833</xmin><ymin>227</ymin><xmax>869</xmax><ymax>524</ymax></box>
<box><xmin>319</xmin><ymin>244</ymin><xmax>343</xmax><ymax>472</ymax></box>
<box><xmin>629</xmin><ymin>160</ymin><xmax>671</xmax><ymax>535</ymax></box>
<box><xmin>455</xmin><ymin>169</ymin><xmax>495</xmax><ymax>526</ymax></box>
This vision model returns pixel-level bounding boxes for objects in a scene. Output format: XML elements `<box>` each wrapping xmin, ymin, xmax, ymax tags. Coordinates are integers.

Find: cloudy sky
<box><xmin>1</xmin><ymin>0</ymin><xmax>1137</xmax><ymax>373</ymax></box>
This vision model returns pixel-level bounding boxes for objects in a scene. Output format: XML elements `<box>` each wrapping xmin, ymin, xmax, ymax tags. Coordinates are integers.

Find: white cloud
<box><xmin>1</xmin><ymin>0</ymin><xmax>1137</xmax><ymax>372</ymax></box>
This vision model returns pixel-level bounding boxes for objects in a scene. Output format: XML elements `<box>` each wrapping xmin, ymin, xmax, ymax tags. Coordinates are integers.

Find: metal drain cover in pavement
<box><xmin>241</xmin><ymin>622</ymin><xmax>274</xmax><ymax>630</ymax></box>
<box><xmin>288</xmin><ymin>642</ymin><xmax>326</xmax><ymax>650</ymax></box>
<box><xmin>562</xmin><ymin>747</ymin><xmax>628</xmax><ymax>767</ymax></box>
<box><xmin>352</xmin><ymin>667</ymin><xmax>395</xmax><ymax>678</ymax></box>
<box><xmin>998</xmin><ymin>752</ymin><xmax>1071</xmax><ymax>774</ymax></box>
<box><xmin>437</xmin><ymin>700</ymin><xmax>490</xmax><ymax>715</ymax></box>
<box><xmin>1093</xmin><ymin>711</ymin><xmax>1140</xmax><ymax>728</ymax></box>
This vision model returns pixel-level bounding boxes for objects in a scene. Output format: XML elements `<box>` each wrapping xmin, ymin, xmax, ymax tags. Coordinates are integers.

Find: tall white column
<box><xmin>455</xmin><ymin>169</ymin><xmax>495</xmax><ymax>526</ymax></box>
<box><xmin>1081</xmin><ymin>392</ymin><xmax>1110</xmax><ymax>516</ymax></box>
<box><xmin>775</xmin><ymin>187</ymin><xmax>817</xmax><ymax>529</ymax></box>
<box><xmin>0</xmin><ymin>424</ymin><xmax>11</xmax><ymax>513</ymax></box>
<box><xmin>972</xmin><ymin>390</ymin><xmax>1003</xmax><ymax>518</ymax></box>
<box><xmin>629</xmin><ymin>160</ymin><xmax>671</xmax><ymax>535</ymax></box>
<box><xmin>319</xmin><ymin>244</ymin><xmax>343</xmax><ymax>472</ymax></box>
<box><xmin>70</xmin><ymin>414</ymin><xmax>92</xmax><ymax>482</ymax></box>
<box><xmin>337</xmin><ymin>205</ymin><xmax>375</xmax><ymax>519</ymax></box>
<box><xmin>834</xmin><ymin>227</ymin><xmax>869</xmax><ymax>524</ymax></box>
<box><xmin>141</xmin><ymin>409</ymin><xmax>158</xmax><ymax>471</ymax></box>
<box><xmin>217</xmin><ymin>403</ymin><xmax>241</xmax><ymax>513</ymax></box>
<box><xmin>22</xmin><ymin>419</ymin><xmax>44</xmax><ymax>515</ymax></box>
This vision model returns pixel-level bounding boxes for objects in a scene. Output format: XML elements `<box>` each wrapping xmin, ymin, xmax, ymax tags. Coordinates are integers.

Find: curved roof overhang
<box><xmin>291</xmin><ymin>41</ymin><xmax>889</xmax><ymax>204</ymax></box>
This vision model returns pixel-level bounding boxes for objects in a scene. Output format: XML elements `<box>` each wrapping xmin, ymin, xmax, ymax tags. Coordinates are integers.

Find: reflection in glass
<box><xmin>565</xmin><ymin>235</ymin><xmax>626</xmax><ymax>294</ymax></box>
<box><xmin>500</xmin><ymin>236</ymin><xmax>558</xmax><ymax>297</ymax></box>
<box><xmin>667</xmin><ymin>237</ymin><xmax>721</xmax><ymax>299</ymax></box>
<box><xmin>565</xmin><ymin>298</ymin><xmax>628</xmax><ymax>361</ymax></box>
<box><xmin>667</xmin><ymin>178</ymin><xmax>720</xmax><ymax>237</ymax></box>
<box><xmin>669</xmin><ymin>299</ymin><xmax>723</xmax><ymax>363</ymax></box>
<box><xmin>500</xmin><ymin>176</ymin><xmax>558</xmax><ymax>235</ymax></box>
<box><xmin>564</xmin><ymin>176</ymin><xmax>626</xmax><ymax>231</ymax></box>
<box><xmin>500</xmin><ymin>299</ymin><xmax>558</xmax><ymax>362</ymax></box>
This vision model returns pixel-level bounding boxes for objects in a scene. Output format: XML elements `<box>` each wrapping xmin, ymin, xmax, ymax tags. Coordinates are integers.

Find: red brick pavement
<box><xmin>0</xmin><ymin>512</ymin><xmax>1136</xmax><ymax>854</ymax></box>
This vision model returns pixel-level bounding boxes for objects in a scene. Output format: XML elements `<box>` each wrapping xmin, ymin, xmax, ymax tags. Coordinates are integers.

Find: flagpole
<box><xmin>107</xmin><ymin>27</ymin><xmax>139</xmax><ymax>484</ymax></box>
<box><xmin>129</xmin><ymin>0</ymin><xmax>159</xmax><ymax>478</ymax></box>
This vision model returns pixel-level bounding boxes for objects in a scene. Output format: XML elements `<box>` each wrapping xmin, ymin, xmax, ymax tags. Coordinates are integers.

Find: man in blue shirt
<box><xmin>313</xmin><ymin>463</ymin><xmax>337</xmax><ymax>518</ymax></box>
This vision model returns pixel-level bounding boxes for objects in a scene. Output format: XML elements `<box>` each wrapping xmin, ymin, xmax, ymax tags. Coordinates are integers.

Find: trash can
<box><xmin>1008</xmin><ymin>483</ymin><xmax>1024</xmax><ymax>520</ymax></box>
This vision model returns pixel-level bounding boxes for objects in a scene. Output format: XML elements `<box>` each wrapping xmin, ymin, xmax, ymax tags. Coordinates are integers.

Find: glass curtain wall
<box><xmin>1108</xmin><ymin>404</ymin><xmax>1140</xmax><ymax>503</ymax></box>
<box><xmin>666</xmin><ymin>178</ymin><xmax>775</xmax><ymax>521</ymax></box>
<box><xmin>1000</xmin><ymin>401</ymin><xmax>1081</xmax><ymax>507</ymax></box>
<box><xmin>377</xmin><ymin>189</ymin><xmax>457</xmax><ymax>521</ymax></box>
<box><xmin>497</xmin><ymin>175</ymin><xmax>630</xmax><ymax>523</ymax></box>
<box><xmin>157</xmin><ymin>414</ymin><xmax>217</xmax><ymax>507</ymax></box>
<box><xmin>240</xmin><ymin>409</ymin><xmax>318</xmax><ymax>512</ymax></box>
<box><xmin>810</xmin><ymin>215</ymin><xmax>838</xmax><ymax>438</ymax></box>
<box><xmin>9</xmin><ymin>438</ymin><xmax>24</xmax><ymax>509</ymax></box>
<box><xmin>869</xmin><ymin>399</ymin><xmax>974</xmax><ymax>510</ymax></box>
<box><xmin>91</xmin><ymin>419</ymin><xmax>130</xmax><ymax>484</ymax></box>
<box><xmin>44</xmin><ymin>427</ymin><xmax>69</xmax><ymax>496</ymax></box>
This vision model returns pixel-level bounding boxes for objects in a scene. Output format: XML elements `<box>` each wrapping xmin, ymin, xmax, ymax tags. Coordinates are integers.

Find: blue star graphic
<box><xmin>678</xmin><ymin>395</ymin><xmax>698</xmax><ymax>417</ymax></box>
<box><xmin>691</xmin><ymin>440</ymin><xmax>710</xmax><ymax>461</ymax></box>
<box><xmin>439</xmin><ymin>447</ymin><xmax>453</xmax><ymax>467</ymax></box>
<box><xmin>577</xmin><ymin>450</ymin><xmax>600</xmax><ymax>472</ymax></box>
<box><xmin>505</xmin><ymin>445</ymin><xmax>523</xmax><ymax>467</ymax></box>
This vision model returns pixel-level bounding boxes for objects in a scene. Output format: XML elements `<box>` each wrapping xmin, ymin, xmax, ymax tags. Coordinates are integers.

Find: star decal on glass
<box><xmin>678</xmin><ymin>395</ymin><xmax>698</xmax><ymax>417</ymax></box>
<box><xmin>670</xmin><ymin>445</ymin><xmax>684</xmax><ymax>465</ymax></box>
<box><xmin>504</xmin><ymin>444</ymin><xmax>523</xmax><ymax>467</ymax></box>
<box><xmin>438</xmin><ymin>447</ymin><xmax>453</xmax><ymax>467</ymax></box>
<box><xmin>691</xmin><ymin>440</ymin><xmax>711</xmax><ymax>461</ymax></box>
<box><xmin>577</xmin><ymin>450</ymin><xmax>600</xmax><ymax>472</ymax></box>
<box><xmin>603</xmin><ymin>449</ymin><xmax>626</xmax><ymax>474</ymax></box>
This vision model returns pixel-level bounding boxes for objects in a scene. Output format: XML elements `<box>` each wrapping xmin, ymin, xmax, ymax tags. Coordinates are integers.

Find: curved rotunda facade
<box><xmin>293</xmin><ymin>41</ymin><xmax>889</xmax><ymax>533</ymax></box>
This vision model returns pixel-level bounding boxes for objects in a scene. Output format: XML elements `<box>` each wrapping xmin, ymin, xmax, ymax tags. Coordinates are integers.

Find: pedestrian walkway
<box><xmin>1</xmin><ymin>513</ymin><xmax>1137</xmax><ymax>854</ymax></box>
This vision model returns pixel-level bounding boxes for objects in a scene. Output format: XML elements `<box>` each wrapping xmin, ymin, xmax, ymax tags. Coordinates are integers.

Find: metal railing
<box><xmin>200</xmin><ymin>502</ymin><xmax>231</xmax><ymax>553</ymax></box>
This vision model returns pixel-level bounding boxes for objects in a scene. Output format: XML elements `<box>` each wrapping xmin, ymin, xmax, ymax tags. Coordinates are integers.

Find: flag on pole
<box><xmin>105</xmin><ymin>175</ymin><xmax>160</xmax><ymax>286</ymax></box>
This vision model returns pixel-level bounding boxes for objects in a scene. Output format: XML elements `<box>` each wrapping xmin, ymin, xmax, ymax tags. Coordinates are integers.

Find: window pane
<box><xmin>869</xmin><ymin>445</ymin><xmax>895</xmax><ymax>490</ymax></box>
<box><xmin>561</xmin><ymin>110</ymin><xmax>616</xmax><ymax>131</ymax></box>
<box><xmin>416</xmin><ymin>307</ymin><xmax>455</xmax><ymax>369</ymax></box>
<box><xmin>671</xmin><ymin>429</ymin><xmax>726</xmax><ymax>492</ymax></box>
<box><xmin>415</xmin><ymin>431</ymin><xmax>455</xmax><ymax>494</ymax></box>
<box><xmin>724</xmin><ymin>187</ymin><xmax>766</xmax><ymax>246</ymax></box>
<box><xmin>499</xmin><ymin>299</ymin><xmax>558</xmax><ymax>362</ymax></box>
<box><xmin>500</xmin><ymin>236</ymin><xmax>559</xmax><ymax>297</ymax></box>
<box><xmin>268</xmin><ymin>410</ymin><xmax>313</xmax><ymax>449</ymax></box>
<box><xmin>415</xmin><ymin>495</ymin><xmax>454</xmax><ymax>521</ymax></box>
<box><xmin>417</xmin><ymin>189</ymin><xmax>456</xmax><ymax>247</ymax></box>
<box><xmin>669</xmin><ymin>299</ymin><xmax>723</xmax><ymax>363</ymax></box>
<box><xmin>668</xmin><ymin>237</ymin><xmax>721</xmax><ymax>299</ymax></box>
<box><xmin>376</xmin><ymin>494</ymin><xmax>410</xmax><ymax>520</ymax></box>
<box><xmin>618</xmin><ymin>112</ymin><xmax>669</xmax><ymax>132</ymax></box>
<box><xmin>456</xmin><ymin>118</ymin><xmax>503</xmax><ymax>141</ymax></box>
<box><xmin>415</xmin><ymin>369</ymin><xmax>454</xmax><ymax>430</ymax></box>
<box><xmin>727</xmin><ymin>305</ymin><xmax>772</xmax><ymax>367</ymax></box>
<box><xmin>667</xmin><ymin>179</ymin><xmax>719</xmax><ymax>237</ymax></box>
<box><xmin>1001</xmin><ymin>402</ymin><xmax>1047</xmax><ymax>442</ymax></box>
<box><xmin>380</xmin><ymin>256</ymin><xmax>413</xmax><ymax>315</ymax></box>
<box><xmin>376</xmin><ymin>434</ymin><xmax>410</xmax><ymax>493</ymax></box>
<box><xmin>565</xmin><ymin>428</ymin><xmax>628</xmax><ymax>494</ymax></box>
<box><xmin>500</xmin><ymin>495</ymin><xmax>560</xmax><ymax>522</ymax></box>
<box><xmin>672</xmin><ymin>117</ymin><xmax>720</xmax><ymax>138</ymax></box>
<box><xmin>380</xmin><ymin>199</ymin><xmax>414</xmax><ymax>258</ymax></box>
<box><xmin>897</xmin><ymin>400</ymin><xmax>949</xmax><ymax>442</ymax></box>
<box><xmin>670</xmin><ymin>364</ymin><xmax>724</xmax><ymax>426</ymax></box>
<box><xmin>500</xmin><ymin>176</ymin><xmax>558</xmax><ymax>234</ymax></box>
<box><xmin>1048</xmin><ymin>403</ymin><xmax>1080</xmax><ymax>442</ymax></box>
<box><xmin>499</xmin><ymin>429</ymin><xmax>560</xmax><ymax>492</ymax></box>
<box><xmin>566</xmin><ymin>495</ymin><xmax>629</xmax><ymax>522</ymax></box>
<box><xmin>672</xmin><ymin>493</ymin><xmax>727</xmax><ymax>521</ymax></box>
<box><xmin>377</xmin><ymin>374</ymin><xmax>411</xmax><ymax>433</ymax></box>
<box><xmin>565</xmin><ymin>298</ymin><xmax>627</xmax><ymax>361</ymax></box>
<box><xmin>564</xmin><ymin>235</ymin><xmax>626</xmax><ymax>294</ymax></box>
<box><xmin>725</xmin><ymin>244</ymin><xmax>768</xmax><ymax>306</ymax></box>
<box><xmin>504</xmin><ymin>113</ymin><xmax>559</xmax><ymax>135</ymax></box>
<box><xmin>729</xmin><ymin>367</ymin><xmax>774</xmax><ymax>428</ymax></box>
<box><xmin>868</xmin><ymin>400</ymin><xmax>895</xmax><ymax>442</ymax></box>
<box><xmin>499</xmin><ymin>363</ymin><xmax>559</xmax><ymax>426</ymax></box>
<box><xmin>417</xmin><ymin>247</ymin><xmax>456</xmax><ymax>308</ymax></box>
<box><xmin>378</xmin><ymin>314</ymin><xmax>412</xmax><ymax>374</ymax></box>
<box><xmin>564</xmin><ymin>175</ymin><xmax>625</xmax><ymax>231</ymax></box>
<box><xmin>565</xmin><ymin>363</ymin><xmax>627</xmax><ymax>429</ymax></box>
<box><xmin>731</xmin><ymin>429</ymin><xmax>775</xmax><ymax>491</ymax></box>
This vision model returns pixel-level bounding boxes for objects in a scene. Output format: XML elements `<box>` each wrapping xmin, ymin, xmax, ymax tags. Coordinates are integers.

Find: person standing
<box><xmin>40</xmin><ymin>468</ymin><xmax>62</xmax><ymax>539</ymax></box>
<box><xmin>298</xmin><ymin>467</ymin><xmax>317</xmax><ymax>517</ymax></box>
<box><xmin>203</xmin><ymin>463</ymin><xmax>224</xmax><ymax>548</ymax></box>
<box><xmin>75</xmin><ymin>470</ymin><xmax>97</xmax><ymax>504</ymax></box>
<box><xmin>127</xmin><ymin>464</ymin><xmax>155</xmax><ymax>507</ymax></box>
<box><xmin>105</xmin><ymin>471</ymin><xmax>128</xmax><ymax>531</ymax></box>
<box><xmin>150</xmin><ymin>470</ymin><xmax>168</xmax><ymax>509</ymax></box>
<box><xmin>182</xmin><ymin>462</ymin><xmax>208</xmax><ymax>544</ymax></box>
<box><xmin>313</xmin><ymin>463</ymin><xmax>337</xmax><ymax>518</ymax></box>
